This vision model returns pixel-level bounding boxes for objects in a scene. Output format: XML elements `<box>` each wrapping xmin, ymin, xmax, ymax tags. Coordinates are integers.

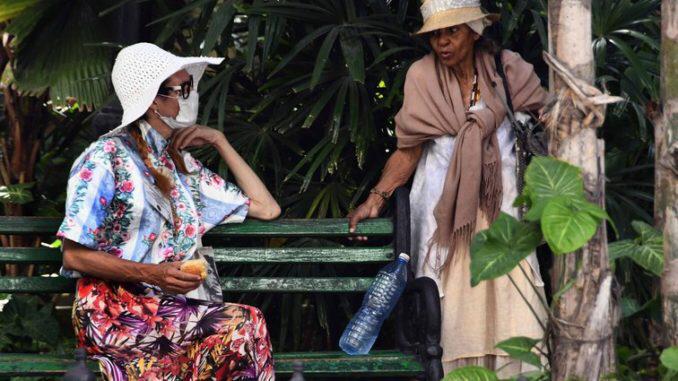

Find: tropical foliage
<box><xmin>467</xmin><ymin>156</ymin><xmax>665</xmax><ymax>379</ymax></box>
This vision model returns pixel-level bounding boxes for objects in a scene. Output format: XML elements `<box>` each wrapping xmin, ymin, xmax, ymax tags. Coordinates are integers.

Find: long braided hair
<box><xmin>127</xmin><ymin>81</ymin><xmax>190</xmax><ymax>197</ymax></box>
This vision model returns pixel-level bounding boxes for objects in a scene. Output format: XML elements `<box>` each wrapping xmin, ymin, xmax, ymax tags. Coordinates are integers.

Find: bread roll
<box><xmin>181</xmin><ymin>259</ymin><xmax>207</xmax><ymax>280</ymax></box>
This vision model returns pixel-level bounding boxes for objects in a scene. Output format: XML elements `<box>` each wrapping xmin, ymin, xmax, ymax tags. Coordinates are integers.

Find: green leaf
<box><xmin>470</xmin><ymin>213</ymin><xmax>542</xmax><ymax>286</ymax></box>
<box><xmin>0</xmin><ymin>183</ymin><xmax>35</xmax><ymax>204</ymax></box>
<box><xmin>8</xmin><ymin>1</ymin><xmax>112</xmax><ymax>109</ymax></box>
<box><xmin>0</xmin><ymin>0</ymin><xmax>41</xmax><ymax>23</ymax></box>
<box><xmin>262</xmin><ymin>14</ymin><xmax>285</xmax><ymax>62</ymax></box>
<box><xmin>613</xmin><ymin>29</ymin><xmax>660</xmax><ymax>51</ymax></box>
<box><xmin>330</xmin><ymin>80</ymin><xmax>349</xmax><ymax>143</ymax></box>
<box><xmin>339</xmin><ymin>28</ymin><xmax>365</xmax><ymax>84</ymax></box>
<box><xmin>145</xmin><ymin>0</ymin><xmax>211</xmax><ymax>26</ymax></box>
<box><xmin>633</xmin><ymin>220</ymin><xmax>662</xmax><ymax>242</ymax></box>
<box><xmin>541</xmin><ymin>196</ymin><xmax>600</xmax><ymax>255</ymax></box>
<box><xmin>442</xmin><ymin>366</ymin><xmax>498</xmax><ymax>381</ymax></box>
<box><xmin>660</xmin><ymin>346</ymin><xmax>678</xmax><ymax>371</ymax></box>
<box><xmin>310</xmin><ymin>27</ymin><xmax>340</xmax><ymax>89</ymax></box>
<box><xmin>609</xmin><ymin>221</ymin><xmax>663</xmax><ymax>276</ymax></box>
<box><xmin>579</xmin><ymin>198</ymin><xmax>618</xmax><ymax>238</ymax></box>
<box><xmin>609</xmin><ymin>240</ymin><xmax>635</xmax><ymax>260</ymax></box>
<box><xmin>201</xmin><ymin>0</ymin><xmax>236</xmax><ymax>55</ymax></box>
<box><xmin>495</xmin><ymin>336</ymin><xmax>543</xmax><ymax>368</ymax></box>
<box><xmin>620</xmin><ymin>297</ymin><xmax>642</xmax><ymax>318</ymax></box>
<box><xmin>523</xmin><ymin>157</ymin><xmax>584</xmax><ymax>221</ymax></box>
<box><xmin>348</xmin><ymin>81</ymin><xmax>360</xmax><ymax>140</ymax></box>
<box><xmin>245</xmin><ymin>0</ymin><xmax>263</xmax><ymax>73</ymax></box>
<box><xmin>0</xmin><ymin>295</ymin><xmax>60</xmax><ymax>348</ymax></box>
<box><xmin>301</xmin><ymin>81</ymin><xmax>342</xmax><ymax>129</ymax></box>
<box><xmin>369</xmin><ymin>46</ymin><xmax>415</xmax><ymax>68</ymax></box>
<box><xmin>512</xmin><ymin>191</ymin><xmax>532</xmax><ymax>209</ymax></box>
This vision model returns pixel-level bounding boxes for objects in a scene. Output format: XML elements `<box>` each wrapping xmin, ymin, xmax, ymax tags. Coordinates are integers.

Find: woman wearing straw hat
<box><xmin>57</xmin><ymin>43</ymin><xmax>279</xmax><ymax>380</ymax></box>
<box><xmin>348</xmin><ymin>0</ymin><xmax>548</xmax><ymax>376</ymax></box>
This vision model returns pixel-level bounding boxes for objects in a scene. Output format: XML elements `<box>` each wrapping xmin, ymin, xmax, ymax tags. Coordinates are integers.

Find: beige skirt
<box><xmin>440</xmin><ymin>212</ymin><xmax>548</xmax><ymax>378</ymax></box>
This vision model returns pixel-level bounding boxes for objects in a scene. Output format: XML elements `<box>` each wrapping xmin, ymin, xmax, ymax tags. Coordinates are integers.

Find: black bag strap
<box><xmin>494</xmin><ymin>52</ymin><xmax>515</xmax><ymax>115</ymax></box>
<box><xmin>493</xmin><ymin>52</ymin><xmax>529</xmax><ymax>140</ymax></box>
<box><xmin>494</xmin><ymin>51</ymin><xmax>529</xmax><ymax>216</ymax></box>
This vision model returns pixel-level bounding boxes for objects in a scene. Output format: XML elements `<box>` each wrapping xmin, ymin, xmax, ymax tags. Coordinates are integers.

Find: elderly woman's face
<box><xmin>150</xmin><ymin>69</ymin><xmax>191</xmax><ymax>119</ymax></box>
<box><xmin>429</xmin><ymin>24</ymin><xmax>478</xmax><ymax>67</ymax></box>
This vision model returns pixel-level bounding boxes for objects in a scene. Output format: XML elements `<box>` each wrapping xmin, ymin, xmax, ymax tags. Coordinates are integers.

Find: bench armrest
<box><xmin>396</xmin><ymin>277</ymin><xmax>443</xmax><ymax>381</ymax></box>
<box><xmin>391</xmin><ymin>187</ymin><xmax>443</xmax><ymax>381</ymax></box>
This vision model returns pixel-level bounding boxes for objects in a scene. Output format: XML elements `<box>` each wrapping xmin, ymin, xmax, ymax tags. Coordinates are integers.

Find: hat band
<box><xmin>420</xmin><ymin>0</ymin><xmax>481</xmax><ymax>22</ymax></box>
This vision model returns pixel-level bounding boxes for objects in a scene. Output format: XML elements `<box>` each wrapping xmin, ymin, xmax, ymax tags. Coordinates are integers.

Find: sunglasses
<box><xmin>158</xmin><ymin>75</ymin><xmax>194</xmax><ymax>100</ymax></box>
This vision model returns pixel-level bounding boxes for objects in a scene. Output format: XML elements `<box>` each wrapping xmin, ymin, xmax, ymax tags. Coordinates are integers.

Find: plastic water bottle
<box><xmin>339</xmin><ymin>253</ymin><xmax>410</xmax><ymax>355</ymax></box>
<box><xmin>289</xmin><ymin>360</ymin><xmax>305</xmax><ymax>381</ymax></box>
<box><xmin>63</xmin><ymin>348</ymin><xmax>96</xmax><ymax>381</ymax></box>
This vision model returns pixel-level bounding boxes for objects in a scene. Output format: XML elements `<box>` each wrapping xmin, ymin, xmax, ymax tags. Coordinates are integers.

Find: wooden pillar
<box><xmin>657</xmin><ymin>0</ymin><xmax>678</xmax><ymax>346</ymax></box>
<box><xmin>548</xmin><ymin>1</ymin><xmax>616</xmax><ymax>379</ymax></box>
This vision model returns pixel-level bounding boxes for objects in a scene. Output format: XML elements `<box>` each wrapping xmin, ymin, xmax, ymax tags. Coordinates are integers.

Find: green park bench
<box><xmin>0</xmin><ymin>188</ymin><xmax>443</xmax><ymax>380</ymax></box>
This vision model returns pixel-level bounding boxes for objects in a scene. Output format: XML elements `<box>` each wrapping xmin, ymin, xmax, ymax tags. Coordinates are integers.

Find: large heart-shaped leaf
<box><xmin>470</xmin><ymin>213</ymin><xmax>542</xmax><ymax>286</ymax></box>
<box><xmin>660</xmin><ymin>346</ymin><xmax>678</xmax><ymax>371</ymax></box>
<box><xmin>0</xmin><ymin>295</ymin><xmax>60</xmax><ymax>348</ymax></box>
<box><xmin>541</xmin><ymin>196</ymin><xmax>600</xmax><ymax>254</ymax></box>
<box><xmin>442</xmin><ymin>366</ymin><xmax>498</xmax><ymax>381</ymax></box>
<box><xmin>495</xmin><ymin>336</ymin><xmax>543</xmax><ymax>368</ymax></box>
<box><xmin>523</xmin><ymin>157</ymin><xmax>584</xmax><ymax>221</ymax></box>
<box><xmin>609</xmin><ymin>220</ymin><xmax>663</xmax><ymax>276</ymax></box>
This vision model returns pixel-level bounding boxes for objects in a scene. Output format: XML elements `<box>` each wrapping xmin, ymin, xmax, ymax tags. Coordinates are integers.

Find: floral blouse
<box><xmin>57</xmin><ymin>120</ymin><xmax>249</xmax><ymax>284</ymax></box>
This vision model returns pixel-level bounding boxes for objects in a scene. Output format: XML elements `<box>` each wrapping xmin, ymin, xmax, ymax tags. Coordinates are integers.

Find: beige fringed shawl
<box><xmin>395</xmin><ymin>49</ymin><xmax>546</xmax><ymax>273</ymax></box>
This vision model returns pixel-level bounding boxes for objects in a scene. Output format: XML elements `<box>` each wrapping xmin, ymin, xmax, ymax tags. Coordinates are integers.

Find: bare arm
<box><xmin>212</xmin><ymin>136</ymin><xmax>281</xmax><ymax>220</ymax></box>
<box><xmin>171</xmin><ymin>126</ymin><xmax>281</xmax><ymax>221</ymax></box>
<box><xmin>62</xmin><ymin>239</ymin><xmax>202</xmax><ymax>294</ymax></box>
<box><xmin>348</xmin><ymin>145</ymin><xmax>422</xmax><ymax>237</ymax></box>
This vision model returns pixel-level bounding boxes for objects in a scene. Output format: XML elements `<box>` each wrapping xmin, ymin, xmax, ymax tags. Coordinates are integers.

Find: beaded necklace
<box><xmin>469</xmin><ymin>69</ymin><xmax>480</xmax><ymax>109</ymax></box>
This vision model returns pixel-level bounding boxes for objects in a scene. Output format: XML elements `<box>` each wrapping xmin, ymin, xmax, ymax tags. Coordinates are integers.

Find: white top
<box><xmin>409</xmin><ymin>100</ymin><xmax>544</xmax><ymax>295</ymax></box>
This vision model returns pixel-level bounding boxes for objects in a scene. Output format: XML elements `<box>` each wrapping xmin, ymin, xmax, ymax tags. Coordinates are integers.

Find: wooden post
<box><xmin>657</xmin><ymin>0</ymin><xmax>678</xmax><ymax>346</ymax></box>
<box><xmin>547</xmin><ymin>1</ymin><xmax>616</xmax><ymax>379</ymax></box>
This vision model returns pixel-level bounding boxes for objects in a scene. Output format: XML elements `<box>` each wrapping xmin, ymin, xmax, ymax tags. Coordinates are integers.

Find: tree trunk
<box><xmin>548</xmin><ymin>1</ymin><xmax>616</xmax><ymax>379</ymax></box>
<box><xmin>657</xmin><ymin>0</ymin><xmax>678</xmax><ymax>346</ymax></box>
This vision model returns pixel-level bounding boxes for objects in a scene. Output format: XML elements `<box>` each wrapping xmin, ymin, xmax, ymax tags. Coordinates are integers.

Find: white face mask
<box><xmin>156</xmin><ymin>90</ymin><xmax>200</xmax><ymax>129</ymax></box>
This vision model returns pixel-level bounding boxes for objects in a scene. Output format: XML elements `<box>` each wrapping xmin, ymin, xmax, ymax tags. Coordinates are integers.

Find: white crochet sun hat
<box><xmin>103</xmin><ymin>42</ymin><xmax>224</xmax><ymax>136</ymax></box>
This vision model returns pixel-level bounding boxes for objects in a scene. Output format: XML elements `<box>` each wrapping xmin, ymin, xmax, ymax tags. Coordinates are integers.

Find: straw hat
<box><xmin>415</xmin><ymin>0</ymin><xmax>500</xmax><ymax>35</ymax></box>
<box><xmin>101</xmin><ymin>42</ymin><xmax>224</xmax><ymax>137</ymax></box>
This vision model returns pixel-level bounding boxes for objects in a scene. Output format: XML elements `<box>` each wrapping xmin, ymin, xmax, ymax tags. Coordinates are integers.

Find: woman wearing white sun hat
<box><xmin>348</xmin><ymin>0</ymin><xmax>548</xmax><ymax>376</ymax></box>
<box><xmin>57</xmin><ymin>42</ymin><xmax>279</xmax><ymax>380</ymax></box>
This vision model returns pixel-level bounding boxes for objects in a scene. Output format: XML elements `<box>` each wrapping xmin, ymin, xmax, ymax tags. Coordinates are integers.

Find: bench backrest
<box><xmin>0</xmin><ymin>217</ymin><xmax>396</xmax><ymax>294</ymax></box>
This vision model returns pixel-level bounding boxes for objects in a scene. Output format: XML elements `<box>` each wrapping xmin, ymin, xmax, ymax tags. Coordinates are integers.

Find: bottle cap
<box><xmin>74</xmin><ymin>348</ymin><xmax>87</xmax><ymax>361</ymax></box>
<box><xmin>398</xmin><ymin>253</ymin><xmax>410</xmax><ymax>262</ymax></box>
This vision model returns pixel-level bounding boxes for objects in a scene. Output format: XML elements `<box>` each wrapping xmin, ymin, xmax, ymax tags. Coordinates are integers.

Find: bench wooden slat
<box><xmin>220</xmin><ymin>277</ymin><xmax>374</xmax><ymax>292</ymax></box>
<box><xmin>276</xmin><ymin>350</ymin><xmax>423</xmax><ymax>376</ymax></box>
<box><xmin>0</xmin><ymin>351</ymin><xmax>423</xmax><ymax>377</ymax></box>
<box><xmin>0</xmin><ymin>248</ymin><xmax>61</xmax><ymax>264</ymax></box>
<box><xmin>0</xmin><ymin>246</ymin><xmax>393</xmax><ymax>264</ymax></box>
<box><xmin>0</xmin><ymin>276</ymin><xmax>375</xmax><ymax>293</ymax></box>
<box><xmin>0</xmin><ymin>217</ymin><xmax>392</xmax><ymax>237</ymax></box>
<box><xmin>0</xmin><ymin>276</ymin><xmax>74</xmax><ymax>293</ymax></box>
<box><xmin>220</xmin><ymin>246</ymin><xmax>393</xmax><ymax>263</ymax></box>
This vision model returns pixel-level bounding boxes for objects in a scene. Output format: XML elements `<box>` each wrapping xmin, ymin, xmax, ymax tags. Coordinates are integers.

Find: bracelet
<box><xmin>369</xmin><ymin>187</ymin><xmax>391</xmax><ymax>201</ymax></box>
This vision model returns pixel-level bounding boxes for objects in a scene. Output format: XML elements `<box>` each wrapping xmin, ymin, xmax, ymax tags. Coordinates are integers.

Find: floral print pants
<box><xmin>72</xmin><ymin>278</ymin><xmax>274</xmax><ymax>380</ymax></box>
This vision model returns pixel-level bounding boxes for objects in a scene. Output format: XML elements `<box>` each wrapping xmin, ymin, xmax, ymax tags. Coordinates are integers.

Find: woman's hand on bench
<box><xmin>348</xmin><ymin>195</ymin><xmax>386</xmax><ymax>241</ymax></box>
